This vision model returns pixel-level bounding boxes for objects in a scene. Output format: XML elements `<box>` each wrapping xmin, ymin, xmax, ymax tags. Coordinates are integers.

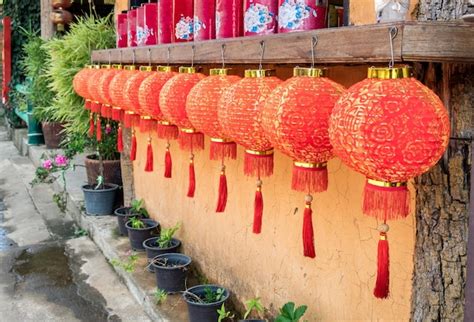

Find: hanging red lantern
<box><xmin>160</xmin><ymin>67</ymin><xmax>206</xmax><ymax>197</ymax></box>
<box><xmin>262</xmin><ymin>67</ymin><xmax>345</xmax><ymax>258</ymax></box>
<box><xmin>218</xmin><ymin>69</ymin><xmax>282</xmax><ymax>233</ymax></box>
<box><xmin>328</xmin><ymin>66</ymin><xmax>450</xmax><ymax>299</ymax></box>
<box><xmin>138</xmin><ymin>66</ymin><xmax>178</xmax><ymax>176</ymax></box>
<box><xmin>186</xmin><ymin>68</ymin><xmax>241</xmax><ymax>212</ymax></box>
<box><xmin>97</xmin><ymin>66</ymin><xmax>122</xmax><ymax>119</ymax></box>
<box><xmin>87</xmin><ymin>66</ymin><xmax>108</xmax><ymax>115</ymax></box>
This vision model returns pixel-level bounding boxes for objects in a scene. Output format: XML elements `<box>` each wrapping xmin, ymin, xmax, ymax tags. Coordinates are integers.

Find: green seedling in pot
<box><xmin>95</xmin><ymin>175</ymin><xmax>104</xmax><ymax>190</ymax></box>
<box><xmin>156</xmin><ymin>222</ymin><xmax>181</xmax><ymax>248</ymax></box>
<box><xmin>244</xmin><ymin>297</ymin><xmax>265</xmax><ymax>319</ymax></box>
<box><xmin>203</xmin><ymin>287</ymin><xmax>226</xmax><ymax>304</ymax></box>
<box><xmin>130</xmin><ymin>217</ymin><xmax>146</xmax><ymax>229</ymax></box>
<box><xmin>275</xmin><ymin>302</ymin><xmax>308</xmax><ymax>322</ymax></box>
<box><xmin>154</xmin><ymin>288</ymin><xmax>168</xmax><ymax>304</ymax></box>
<box><xmin>130</xmin><ymin>198</ymin><xmax>149</xmax><ymax>218</ymax></box>
<box><xmin>217</xmin><ymin>303</ymin><xmax>234</xmax><ymax>322</ymax></box>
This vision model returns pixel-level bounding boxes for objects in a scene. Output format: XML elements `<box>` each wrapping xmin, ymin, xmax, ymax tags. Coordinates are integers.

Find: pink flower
<box><xmin>42</xmin><ymin>159</ymin><xmax>53</xmax><ymax>170</ymax></box>
<box><xmin>105</xmin><ymin>125</ymin><xmax>112</xmax><ymax>134</ymax></box>
<box><xmin>54</xmin><ymin>155</ymin><xmax>68</xmax><ymax>167</ymax></box>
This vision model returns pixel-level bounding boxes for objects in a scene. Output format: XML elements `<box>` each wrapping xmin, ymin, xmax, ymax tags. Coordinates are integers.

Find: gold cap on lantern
<box><xmin>124</xmin><ymin>65</ymin><xmax>136</xmax><ymax>71</ymax></box>
<box><xmin>91</xmin><ymin>64</ymin><xmax>100</xmax><ymax>69</ymax></box>
<box><xmin>157</xmin><ymin>66</ymin><xmax>174</xmax><ymax>72</ymax></box>
<box><xmin>367</xmin><ymin>178</ymin><xmax>407</xmax><ymax>188</ymax></box>
<box><xmin>293</xmin><ymin>67</ymin><xmax>326</xmax><ymax>77</ymax></box>
<box><xmin>179</xmin><ymin>66</ymin><xmax>197</xmax><ymax>74</ymax></box>
<box><xmin>139</xmin><ymin>66</ymin><xmax>153</xmax><ymax>72</ymax></box>
<box><xmin>244</xmin><ymin>69</ymin><xmax>272</xmax><ymax>78</ymax></box>
<box><xmin>367</xmin><ymin>66</ymin><xmax>412</xmax><ymax>79</ymax></box>
<box><xmin>112</xmin><ymin>64</ymin><xmax>123</xmax><ymax>70</ymax></box>
<box><xmin>100</xmin><ymin>64</ymin><xmax>112</xmax><ymax>69</ymax></box>
<box><xmin>210</xmin><ymin>68</ymin><xmax>231</xmax><ymax>76</ymax></box>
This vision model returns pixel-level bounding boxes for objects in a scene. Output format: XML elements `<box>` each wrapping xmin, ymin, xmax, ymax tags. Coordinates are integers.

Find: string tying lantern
<box><xmin>329</xmin><ymin>66</ymin><xmax>450</xmax><ymax>298</ymax></box>
<box><xmin>186</xmin><ymin>67</ymin><xmax>241</xmax><ymax>212</ymax></box>
<box><xmin>160</xmin><ymin>66</ymin><xmax>206</xmax><ymax>197</ymax></box>
<box><xmin>138</xmin><ymin>66</ymin><xmax>178</xmax><ymax>177</ymax></box>
<box><xmin>218</xmin><ymin>68</ymin><xmax>282</xmax><ymax>233</ymax></box>
<box><xmin>262</xmin><ymin>66</ymin><xmax>345</xmax><ymax>258</ymax></box>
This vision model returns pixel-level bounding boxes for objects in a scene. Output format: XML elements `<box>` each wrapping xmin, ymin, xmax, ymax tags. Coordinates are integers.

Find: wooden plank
<box><xmin>402</xmin><ymin>22</ymin><xmax>474</xmax><ymax>63</ymax></box>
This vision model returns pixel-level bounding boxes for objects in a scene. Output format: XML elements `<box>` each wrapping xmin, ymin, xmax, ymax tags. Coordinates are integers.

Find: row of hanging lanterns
<box><xmin>73</xmin><ymin>30</ymin><xmax>450</xmax><ymax>299</ymax></box>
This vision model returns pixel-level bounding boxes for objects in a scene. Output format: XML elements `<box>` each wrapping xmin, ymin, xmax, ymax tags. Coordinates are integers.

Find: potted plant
<box><xmin>115</xmin><ymin>199</ymin><xmax>149</xmax><ymax>236</ymax></box>
<box><xmin>183</xmin><ymin>285</ymin><xmax>230</xmax><ymax>322</ymax></box>
<box><xmin>217</xmin><ymin>304</ymin><xmax>234</xmax><ymax>322</ymax></box>
<box><xmin>240</xmin><ymin>298</ymin><xmax>265</xmax><ymax>322</ymax></box>
<box><xmin>82</xmin><ymin>174</ymin><xmax>119</xmax><ymax>216</ymax></box>
<box><xmin>143</xmin><ymin>222</ymin><xmax>182</xmax><ymax>272</ymax></box>
<box><xmin>151</xmin><ymin>253</ymin><xmax>191</xmax><ymax>293</ymax></box>
<box><xmin>275</xmin><ymin>302</ymin><xmax>308</xmax><ymax>322</ymax></box>
<box><xmin>126</xmin><ymin>217</ymin><xmax>160</xmax><ymax>251</ymax></box>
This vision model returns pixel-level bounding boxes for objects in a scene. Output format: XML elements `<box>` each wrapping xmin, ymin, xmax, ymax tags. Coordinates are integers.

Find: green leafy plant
<box><xmin>129</xmin><ymin>217</ymin><xmax>146</xmax><ymax>229</ymax></box>
<box><xmin>130</xmin><ymin>199</ymin><xmax>149</xmax><ymax>218</ymax></box>
<box><xmin>156</xmin><ymin>222</ymin><xmax>181</xmax><ymax>248</ymax></box>
<box><xmin>73</xmin><ymin>227</ymin><xmax>88</xmax><ymax>238</ymax></box>
<box><xmin>203</xmin><ymin>287</ymin><xmax>226</xmax><ymax>304</ymax></box>
<box><xmin>244</xmin><ymin>297</ymin><xmax>265</xmax><ymax>319</ymax></box>
<box><xmin>275</xmin><ymin>302</ymin><xmax>308</xmax><ymax>322</ymax></box>
<box><xmin>217</xmin><ymin>303</ymin><xmax>234</xmax><ymax>322</ymax></box>
<box><xmin>110</xmin><ymin>254</ymin><xmax>139</xmax><ymax>273</ymax></box>
<box><xmin>154</xmin><ymin>288</ymin><xmax>168</xmax><ymax>305</ymax></box>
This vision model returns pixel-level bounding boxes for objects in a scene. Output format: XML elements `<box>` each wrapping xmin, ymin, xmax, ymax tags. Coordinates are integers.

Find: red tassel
<box><xmin>253</xmin><ymin>181</ymin><xmax>263</xmax><ymax>234</ymax></box>
<box><xmin>157</xmin><ymin>122</ymin><xmax>179</xmax><ymax>140</ymax></box>
<box><xmin>164</xmin><ymin>144</ymin><xmax>172</xmax><ymax>178</ymax></box>
<box><xmin>112</xmin><ymin>107</ymin><xmax>123</xmax><ymax>122</ymax></box>
<box><xmin>140</xmin><ymin>117</ymin><xmax>156</xmax><ymax>133</ymax></box>
<box><xmin>179</xmin><ymin>131</ymin><xmax>205</xmax><ymax>152</ymax></box>
<box><xmin>117</xmin><ymin>125</ymin><xmax>124</xmax><ymax>153</ymax></box>
<box><xmin>91</xmin><ymin>101</ymin><xmax>101</xmax><ymax>113</ymax></box>
<box><xmin>363</xmin><ymin>180</ymin><xmax>410</xmax><ymax>221</ymax></box>
<box><xmin>302</xmin><ymin>196</ymin><xmax>316</xmax><ymax>258</ymax></box>
<box><xmin>96</xmin><ymin>116</ymin><xmax>102</xmax><ymax>142</ymax></box>
<box><xmin>145</xmin><ymin>138</ymin><xmax>153</xmax><ymax>172</ymax></box>
<box><xmin>130</xmin><ymin>131</ymin><xmax>137</xmax><ymax>161</ymax></box>
<box><xmin>374</xmin><ymin>231</ymin><xmax>390</xmax><ymax>299</ymax></box>
<box><xmin>101</xmin><ymin>104</ymin><xmax>110</xmax><ymax>118</ymax></box>
<box><xmin>85</xmin><ymin>100</ymin><xmax>91</xmax><ymax>110</ymax></box>
<box><xmin>244</xmin><ymin>150</ymin><xmax>274</xmax><ymax>177</ymax></box>
<box><xmin>215</xmin><ymin>166</ymin><xmax>228</xmax><ymax>213</ymax></box>
<box><xmin>88</xmin><ymin>113</ymin><xmax>94</xmax><ymax>137</ymax></box>
<box><xmin>292</xmin><ymin>164</ymin><xmax>328</xmax><ymax>193</ymax></box>
<box><xmin>123</xmin><ymin>112</ymin><xmax>139</xmax><ymax>128</ymax></box>
<box><xmin>210</xmin><ymin>140</ymin><xmax>237</xmax><ymax>161</ymax></box>
<box><xmin>187</xmin><ymin>156</ymin><xmax>195</xmax><ymax>198</ymax></box>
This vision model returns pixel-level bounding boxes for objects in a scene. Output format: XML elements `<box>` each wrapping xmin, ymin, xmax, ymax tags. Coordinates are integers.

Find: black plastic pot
<box><xmin>82</xmin><ymin>184</ymin><xmax>118</xmax><ymax>216</ymax></box>
<box><xmin>125</xmin><ymin>219</ymin><xmax>160</xmax><ymax>251</ymax></box>
<box><xmin>151</xmin><ymin>253</ymin><xmax>191</xmax><ymax>293</ymax></box>
<box><xmin>143</xmin><ymin>237</ymin><xmax>181</xmax><ymax>272</ymax></box>
<box><xmin>184</xmin><ymin>285</ymin><xmax>230</xmax><ymax>322</ymax></box>
<box><xmin>115</xmin><ymin>207</ymin><xmax>142</xmax><ymax>236</ymax></box>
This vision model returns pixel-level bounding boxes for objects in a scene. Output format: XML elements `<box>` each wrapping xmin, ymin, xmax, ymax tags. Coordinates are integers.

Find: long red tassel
<box><xmin>96</xmin><ymin>116</ymin><xmax>102</xmax><ymax>142</ymax></box>
<box><xmin>215</xmin><ymin>165</ymin><xmax>228</xmax><ymax>213</ymax></box>
<box><xmin>179</xmin><ymin>131</ymin><xmax>205</xmax><ymax>152</ymax></box>
<box><xmin>187</xmin><ymin>156</ymin><xmax>195</xmax><ymax>198</ymax></box>
<box><xmin>363</xmin><ymin>180</ymin><xmax>410</xmax><ymax>221</ymax></box>
<box><xmin>164</xmin><ymin>143</ymin><xmax>172</xmax><ymax>178</ymax></box>
<box><xmin>210</xmin><ymin>140</ymin><xmax>237</xmax><ymax>161</ymax></box>
<box><xmin>88</xmin><ymin>113</ymin><xmax>94</xmax><ymax>137</ymax></box>
<box><xmin>145</xmin><ymin>137</ymin><xmax>153</xmax><ymax>172</ymax></box>
<box><xmin>292</xmin><ymin>164</ymin><xmax>328</xmax><ymax>193</ymax></box>
<box><xmin>244</xmin><ymin>151</ymin><xmax>274</xmax><ymax>177</ymax></box>
<box><xmin>157</xmin><ymin>122</ymin><xmax>179</xmax><ymax>140</ymax></box>
<box><xmin>253</xmin><ymin>180</ymin><xmax>263</xmax><ymax>234</ymax></box>
<box><xmin>303</xmin><ymin>195</ymin><xmax>316</xmax><ymax>258</ymax></box>
<box><xmin>117</xmin><ymin>125</ymin><xmax>124</xmax><ymax>153</ymax></box>
<box><xmin>374</xmin><ymin>230</ymin><xmax>390</xmax><ymax>299</ymax></box>
<box><xmin>112</xmin><ymin>107</ymin><xmax>123</xmax><ymax>122</ymax></box>
<box><xmin>130</xmin><ymin>130</ymin><xmax>137</xmax><ymax>161</ymax></box>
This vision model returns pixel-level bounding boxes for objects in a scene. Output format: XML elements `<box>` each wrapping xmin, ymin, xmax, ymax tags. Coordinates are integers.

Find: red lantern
<box><xmin>218</xmin><ymin>69</ymin><xmax>282</xmax><ymax>233</ymax></box>
<box><xmin>329</xmin><ymin>66</ymin><xmax>450</xmax><ymax>299</ymax></box>
<box><xmin>138</xmin><ymin>66</ymin><xmax>178</xmax><ymax>177</ymax></box>
<box><xmin>160</xmin><ymin>67</ymin><xmax>206</xmax><ymax>197</ymax></box>
<box><xmin>88</xmin><ymin>66</ymin><xmax>107</xmax><ymax>115</ymax></box>
<box><xmin>262</xmin><ymin>67</ymin><xmax>345</xmax><ymax>258</ymax></box>
<box><xmin>97</xmin><ymin>66</ymin><xmax>122</xmax><ymax>119</ymax></box>
<box><xmin>186</xmin><ymin>68</ymin><xmax>241</xmax><ymax>212</ymax></box>
<box><xmin>123</xmin><ymin>67</ymin><xmax>153</xmax><ymax>128</ymax></box>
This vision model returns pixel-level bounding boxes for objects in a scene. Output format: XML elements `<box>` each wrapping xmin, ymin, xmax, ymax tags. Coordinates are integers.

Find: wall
<box><xmin>132</xmin><ymin>66</ymin><xmax>416</xmax><ymax>321</ymax></box>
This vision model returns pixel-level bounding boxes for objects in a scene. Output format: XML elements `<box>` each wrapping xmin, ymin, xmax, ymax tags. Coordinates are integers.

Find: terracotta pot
<box><xmin>41</xmin><ymin>122</ymin><xmax>65</xmax><ymax>149</ymax></box>
<box><xmin>84</xmin><ymin>155</ymin><xmax>122</xmax><ymax>186</ymax></box>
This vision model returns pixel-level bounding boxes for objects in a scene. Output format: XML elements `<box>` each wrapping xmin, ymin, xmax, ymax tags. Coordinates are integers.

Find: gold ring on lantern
<box><xmin>140</xmin><ymin>115</ymin><xmax>153</xmax><ymax>120</ymax></box>
<box><xmin>85</xmin><ymin>64</ymin><xmax>92</xmax><ymax>69</ymax></box>
<box><xmin>125</xmin><ymin>111</ymin><xmax>135</xmax><ymax>115</ymax></box>
<box><xmin>157</xmin><ymin>66</ymin><xmax>174</xmax><ymax>72</ymax></box>
<box><xmin>124</xmin><ymin>65</ymin><xmax>136</xmax><ymax>71</ymax></box>
<box><xmin>140</xmin><ymin>66</ymin><xmax>153</xmax><ymax>72</ymax></box>
<box><xmin>293</xmin><ymin>67</ymin><xmax>326</xmax><ymax>77</ymax></box>
<box><xmin>158</xmin><ymin>120</ymin><xmax>172</xmax><ymax>126</ymax></box>
<box><xmin>179</xmin><ymin>66</ymin><xmax>197</xmax><ymax>74</ymax></box>
<box><xmin>210</xmin><ymin>68</ymin><xmax>230</xmax><ymax>76</ymax></box>
<box><xmin>367</xmin><ymin>66</ymin><xmax>412</xmax><ymax>79</ymax></box>
<box><xmin>244</xmin><ymin>69</ymin><xmax>272</xmax><ymax>78</ymax></box>
<box><xmin>112</xmin><ymin>106</ymin><xmax>122</xmax><ymax>110</ymax></box>
<box><xmin>367</xmin><ymin>179</ymin><xmax>407</xmax><ymax>188</ymax></box>
<box><xmin>211</xmin><ymin>137</ymin><xmax>233</xmax><ymax>143</ymax></box>
<box><xmin>100</xmin><ymin>64</ymin><xmax>112</xmax><ymax>69</ymax></box>
<box><xmin>112</xmin><ymin>64</ymin><xmax>123</xmax><ymax>70</ymax></box>
<box><xmin>181</xmin><ymin>128</ymin><xmax>197</xmax><ymax>134</ymax></box>
<box><xmin>105</xmin><ymin>104</ymin><xmax>111</xmax><ymax>108</ymax></box>
<box><xmin>293</xmin><ymin>161</ymin><xmax>327</xmax><ymax>169</ymax></box>
<box><xmin>94</xmin><ymin>101</ymin><xmax>100</xmax><ymax>104</ymax></box>
<box><xmin>91</xmin><ymin>64</ymin><xmax>100</xmax><ymax>69</ymax></box>
<box><xmin>245</xmin><ymin>149</ymin><xmax>274</xmax><ymax>156</ymax></box>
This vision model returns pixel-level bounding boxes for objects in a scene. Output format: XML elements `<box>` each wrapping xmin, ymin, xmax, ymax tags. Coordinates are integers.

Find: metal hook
<box><xmin>148</xmin><ymin>48</ymin><xmax>152</xmax><ymax>66</ymax></box>
<box><xmin>311</xmin><ymin>35</ymin><xmax>318</xmax><ymax>68</ymax></box>
<box><xmin>221</xmin><ymin>44</ymin><xmax>226</xmax><ymax>69</ymax></box>
<box><xmin>132</xmin><ymin>49</ymin><xmax>136</xmax><ymax>65</ymax></box>
<box><xmin>388</xmin><ymin>26</ymin><xmax>398</xmax><ymax>68</ymax></box>
<box><xmin>119</xmin><ymin>50</ymin><xmax>123</xmax><ymax>65</ymax></box>
<box><xmin>258</xmin><ymin>40</ymin><xmax>265</xmax><ymax>70</ymax></box>
<box><xmin>167</xmin><ymin>47</ymin><xmax>171</xmax><ymax>66</ymax></box>
<box><xmin>191</xmin><ymin>45</ymin><xmax>196</xmax><ymax>67</ymax></box>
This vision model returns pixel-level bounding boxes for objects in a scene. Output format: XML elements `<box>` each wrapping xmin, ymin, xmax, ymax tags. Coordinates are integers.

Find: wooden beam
<box><xmin>91</xmin><ymin>22</ymin><xmax>474</xmax><ymax>65</ymax></box>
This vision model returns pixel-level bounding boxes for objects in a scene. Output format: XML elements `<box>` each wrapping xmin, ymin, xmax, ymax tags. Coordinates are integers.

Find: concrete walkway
<box><xmin>0</xmin><ymin>125</ymin><xmax>152</xmax><ymax>322</ymax></box>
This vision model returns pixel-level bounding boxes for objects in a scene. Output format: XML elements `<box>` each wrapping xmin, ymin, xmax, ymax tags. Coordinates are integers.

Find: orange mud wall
<box><xmin>116</xmin><ymin>1</ymin><xmax>418</xmax><ymax>320</ymax></box>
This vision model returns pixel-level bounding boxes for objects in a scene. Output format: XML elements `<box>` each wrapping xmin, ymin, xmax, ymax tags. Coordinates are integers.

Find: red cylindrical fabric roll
<box><xmin>127</xmin><ymin>8</ymin><xmax>138</xmax><ymax>47</ymax></box>
<box><xmin>136</xmin><ymin>5</ymin><xmax>145</xmax><ymax>46</ymax></box>
<box><xmin>278</xmin><ymin>0</ymin><xmax>326</xmax><ymax>33</ymax></box>
<box><xmin>116</xmin><ymin>12</ymin><xmax>128</xmax><ymax>48</ymax></box>
<box><xmin>194</xmin><ymin>0</ymin><xmax>215</xmax><ymax>41</ymax></box>
<box><xmin>244</xmin><ymin>0</ymin><xmax>278</xmax><ymax>36</ymax></box>
<box><xmin>158</xmin><ymin>0</ymin><xmax>173</xmax><ymax>44</ymax></box>
<box><xmin>173</xmin><ymin>0</ymin><xmax>194</xmax><ymax>42</ymax></box>
<box><xmin>216</xmin><ymin>0</ymin><xmax>243</xmax><ymax>39</ymax></box>
<box><xmin>143</xmin><ymin>3</ymin><xmax>158</xmax><ymax>45</ymax></box>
